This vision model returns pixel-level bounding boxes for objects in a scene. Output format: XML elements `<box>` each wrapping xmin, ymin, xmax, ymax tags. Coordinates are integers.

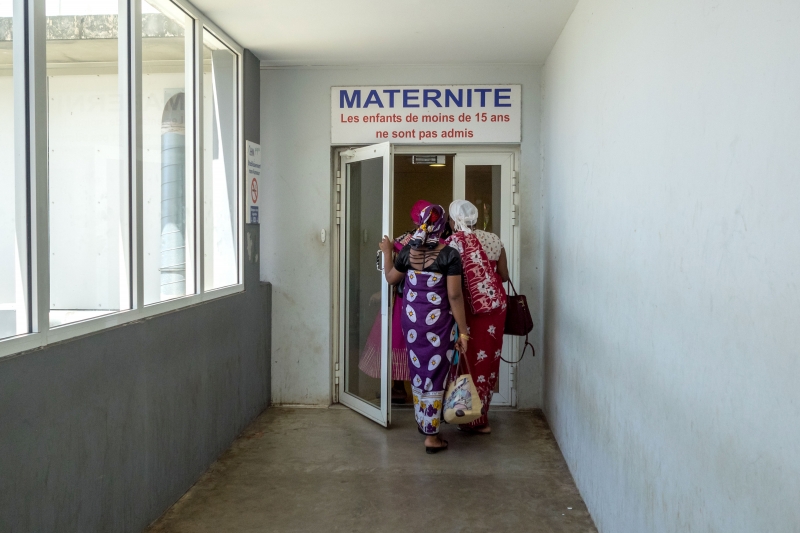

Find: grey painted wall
<box><xmin>243</xmin><ymin>50</ymin><xmax>260</xmax><ymax>147</ymax></box>
<box><xmin>0</xmin><ymin>49</ymin><xmax>268</xmax><ymax>533</ymax></box>
<box><xmin>542</xmin><ymin>1</ymin><xmax>800</xmax><ymax>532</ymax></box>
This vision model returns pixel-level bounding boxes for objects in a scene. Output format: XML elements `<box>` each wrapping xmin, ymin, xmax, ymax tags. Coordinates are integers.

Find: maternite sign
<box><xmin>331</xmin><ymin>85</ymin><xmax>521</xmax><ymax>144</ymax></box>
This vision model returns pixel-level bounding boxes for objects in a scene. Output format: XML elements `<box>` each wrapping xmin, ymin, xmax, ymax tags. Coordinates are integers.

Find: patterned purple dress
<box><xmin>396</xmin><ymin>246</ymin><xmax>463</xmax><ymax>435</ymax></box>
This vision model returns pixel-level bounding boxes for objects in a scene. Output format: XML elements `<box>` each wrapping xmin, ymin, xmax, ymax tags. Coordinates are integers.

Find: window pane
<box><xmin>47</xmin><ymin>0</ymin><xmax>129</xmax><ymax>326</ymax></box>
<box><xmin>142</xmin><ymin>0</ymin><xmax>194</xmax><ymax>305</ymax></box>
<box><xmin>0</xmin><ymin>0</ymin><xmax>28</xmax><ymax>340</ymax></box>
<box><xmin>202</xmin><ymin>30</ymin><xmax>237</xmax><ymax>290</ymax></box>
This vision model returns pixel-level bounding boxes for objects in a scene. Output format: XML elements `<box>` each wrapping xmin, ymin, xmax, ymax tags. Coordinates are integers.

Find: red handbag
<box><xmin>503</xmin><ymin>279</ymin><xmax>534</xmax><ymax>363</ymax></box>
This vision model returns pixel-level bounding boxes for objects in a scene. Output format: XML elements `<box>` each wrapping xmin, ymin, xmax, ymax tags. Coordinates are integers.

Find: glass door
<box><xmin>338</xmin><ymin>143</ymin><xmax>393</xmax><ymax>426</ymax></box>
<box><xmin>454</xmin><ymin>153</ymin><xmax>516</xmax><ymax>406</ymax></box>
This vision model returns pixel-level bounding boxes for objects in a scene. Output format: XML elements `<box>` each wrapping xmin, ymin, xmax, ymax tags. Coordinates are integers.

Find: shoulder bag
<box><xmin>502</xmin><ymin>279</ymin><xmax>535</xmax><ymax>363</ymax></box>
<box><xmin>443</xmin><ymin>348</ymin><xmax>484</xmax><ymax>425</ymax></box>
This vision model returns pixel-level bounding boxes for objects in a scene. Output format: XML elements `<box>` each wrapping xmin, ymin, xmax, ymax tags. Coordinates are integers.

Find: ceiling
<box><xmin>187</xmin><ymin>0</ymin><xmax>580</xmax><ymax>67</ymax></box>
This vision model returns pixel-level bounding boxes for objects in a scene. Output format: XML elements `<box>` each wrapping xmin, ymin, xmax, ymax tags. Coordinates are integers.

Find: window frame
<box><xmin>0</xmin><ymin>0</ymin><xmax>245</xmax><ymax>359</ymax></box>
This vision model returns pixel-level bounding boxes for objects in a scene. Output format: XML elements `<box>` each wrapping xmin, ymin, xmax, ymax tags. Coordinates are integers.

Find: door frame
<box><xmin>331</xmin><ymin>144</ymin><xmax>522</xmax><ymax>411</ymax></box>
<box><xmin>452</xmin><ymin>152</ymin><xmax>517</xmax><ymax>406</ymax></box>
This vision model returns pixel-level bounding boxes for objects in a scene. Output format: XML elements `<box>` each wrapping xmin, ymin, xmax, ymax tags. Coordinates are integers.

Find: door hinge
<box><xmin>511</xmin><ymin>170</ymin><xmax>518</xmax><ymax>193</ymax></box>
<box><xmin>334</xmin><ymin>361</ymin><xmax>341</xmax><ymax>385</ymax></box>
<box><xmin>336</xmin><ymin>203</ymin><xmax>342</xmax><ymax>225</ymax></box>
<box><xmin>511</xmin><ymin>204</ymin><xmax>519</xmax><ymax>226</ymax></box>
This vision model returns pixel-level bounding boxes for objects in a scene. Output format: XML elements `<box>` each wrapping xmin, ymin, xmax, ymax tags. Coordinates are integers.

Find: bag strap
<box><xmin>450</xmin><ymin>325</ymin><xmax>475</xmax><ymax>377</ymax></box>
<box><xmin>500</xmin><ymin>332</ymin><xmax>535</xmax><ymax>364</ymax></box>
<box><xmin>506</xmin><ymin>278</ymin><xmax>519</xmax><ymax>296</ymax></box>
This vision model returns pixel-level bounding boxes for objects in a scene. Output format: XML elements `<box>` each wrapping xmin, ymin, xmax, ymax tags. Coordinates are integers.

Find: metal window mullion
<box><xmin>236</xmin><ymin>51</ymin><xmax>243</xmax><ymax>286</ymax></box>
<box><xmin>27</xmin><ymin>0</ymin><xmax>48</xmax><ymax>334</ymax></box>
<box><xmin>194</xmin><ymin>21</ymin><xmax>204</xmax><ymax>294</ymax></box>
<box><xmin>122</xmin><ymin>0</ymin><xmax>144</xmax><ymax>311</ymax></box>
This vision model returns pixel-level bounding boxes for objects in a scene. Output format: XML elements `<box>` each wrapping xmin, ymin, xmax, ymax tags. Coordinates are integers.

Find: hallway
<box><xmin>3</xmin><ymin>1</ymin><xmax>800</xmax><ymax>531</ymax></box>
<box><xmin>146</xmin><ymin>408</ymin><xmax>597</xmax><ymax>533</ymax></box>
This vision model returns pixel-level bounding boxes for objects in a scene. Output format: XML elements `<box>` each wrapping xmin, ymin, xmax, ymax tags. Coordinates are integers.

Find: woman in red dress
<box><xmin>446</xmin><ymin>200</ymin><xmax>510</xmax><ymax>434</ymax></box>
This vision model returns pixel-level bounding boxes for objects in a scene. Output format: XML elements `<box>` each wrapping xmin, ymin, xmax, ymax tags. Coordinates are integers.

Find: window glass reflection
<box><xmin>142</xmin><ymin>0</ymin><xmax>194</xmax><ymax>305</ymax></box>
<box><xmin>46</xmin><ymin>0</ymin><xmax>129</xmax><ymax>326</ymax></box>
<box><xmin>0</xmin><ymin>0</ymin><xmax>28</xmax><ymax>339</ymax></box>
<box><xmin>202</xmin><ymin>30</ymin><xmax>237</xmax><ymax>290</ymax></box>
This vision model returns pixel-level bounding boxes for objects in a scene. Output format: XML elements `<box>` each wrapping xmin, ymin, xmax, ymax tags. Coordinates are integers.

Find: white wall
<box><xmin>261</xmin><ymin>65</ymin><xmax>544</xmax><ymax>407</ymax></box>
<box><xmin>542</xmin><ymin>1</ymin><xmax>800</xmax><ymax>532</ymax></box>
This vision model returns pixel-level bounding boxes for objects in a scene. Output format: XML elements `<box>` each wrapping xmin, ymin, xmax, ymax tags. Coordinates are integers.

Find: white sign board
<box><xmin>331</xmin><ymin>85</ymin><xmax>521</xmax><ymax>144</ymax></box>
<box><xmin>246</xmin><ymin>141</ymin><xmax>261</xmax><ymax>224</ymax></box>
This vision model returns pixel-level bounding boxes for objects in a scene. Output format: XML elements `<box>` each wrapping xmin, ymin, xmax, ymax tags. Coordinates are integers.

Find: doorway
<box><xmin>333</xmin><ymin>144</ymin><xmax>519</xmax><ymax>426</ymax></box>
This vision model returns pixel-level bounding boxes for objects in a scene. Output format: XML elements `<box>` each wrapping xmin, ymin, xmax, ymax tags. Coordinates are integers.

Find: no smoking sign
<box><xmin>246</xmin><ymin>141</ymin><xmax>261</xmax><ymax>224</ymax></box>
<box><xmin>250</xmin><ymin>177</ymin><xmax>259</xmax><ymax>204</ymax></box>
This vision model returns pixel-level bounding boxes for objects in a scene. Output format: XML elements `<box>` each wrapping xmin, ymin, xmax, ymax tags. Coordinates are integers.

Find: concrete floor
<box><xmin>146</xmin><ymin>407</ymin><xmax>597</xmax><ymax>533</ymax></box>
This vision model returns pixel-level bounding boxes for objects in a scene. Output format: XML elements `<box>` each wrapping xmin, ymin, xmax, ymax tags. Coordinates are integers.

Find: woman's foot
<box><xmin>458</xmin><ymin>424</ymin><xmax>491</xmax><ymax>435</ymax></box>
<box><xmin>424</xmin><ymin>435</ymin><xmax>449</xmax><ymax>454</ymax></box>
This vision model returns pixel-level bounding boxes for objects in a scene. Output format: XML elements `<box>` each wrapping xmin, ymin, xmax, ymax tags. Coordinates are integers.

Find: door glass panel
<box><xmin>392</xmin><ymin>155</ymin><xmax>453</xmax><ymax>237</ymax></box>
<box><xmin>464</xmin><ymin>164</ymin><xmax>502</xmax><ymax>393</ymax></box>
<box><xmin>344</xmin><ymin>157</ymin><xmax>384</xmax><ymax>406</ymax></box>
<box><xmin>464</xmin><ymin>165</ymin><xmax>501</xmax><ymax>234</ymax></box>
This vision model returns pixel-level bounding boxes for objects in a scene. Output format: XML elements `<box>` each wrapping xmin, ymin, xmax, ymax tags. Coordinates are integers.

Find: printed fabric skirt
<box><xmin>402</xmin><ymin>270</ymin><xmax>455</xmax><ymax>435</ymax></box>
<box><xmin>463</xmin><ymin>305</ymin><xmax>507</xmax><ymax>428</ymax></box>
<box><xmin>358</xmin><ymin>293</ymin><xmax>410</xmax><ymax>381</ymax></box>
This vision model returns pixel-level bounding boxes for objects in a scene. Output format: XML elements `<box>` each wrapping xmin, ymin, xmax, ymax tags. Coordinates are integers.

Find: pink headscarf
<box><xmin>410</xmin><ymin>199</ymin><xmax>432</xmax><ymax>225</ymax></box>
<box><xmin>394</xmin><ymin>199</ymin><xmax>434</xmax><ymax>252</ymax></box>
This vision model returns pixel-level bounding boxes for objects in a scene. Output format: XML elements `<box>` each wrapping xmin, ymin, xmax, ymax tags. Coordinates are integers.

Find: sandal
<box><xmin>425</xmin><ymin>438</ymin><xmax>449</xmax><ymax>454</ymax></box>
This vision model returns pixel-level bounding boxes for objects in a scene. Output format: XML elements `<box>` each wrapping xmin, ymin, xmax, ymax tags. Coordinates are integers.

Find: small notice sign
<box><xmin>331</xmin><ymin>85</ymin><xmax>521</xmax><ymax>144</ymax></box>
<box><xmin>246</xmin><ymin>141</ymin><xmax>261</xmax><ymax>224</ymax></box>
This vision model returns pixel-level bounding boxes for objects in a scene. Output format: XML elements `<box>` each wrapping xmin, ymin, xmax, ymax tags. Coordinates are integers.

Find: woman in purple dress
<box><xmin>379</xmin><ymin>204</ymin><xmax>470</xmax><ymax>454</ymax></box>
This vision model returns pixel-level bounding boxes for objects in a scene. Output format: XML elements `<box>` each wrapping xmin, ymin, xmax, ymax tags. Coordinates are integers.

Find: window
<box><xmin>0</xmin><ymin>0</ymin><xmax>28</xmax><ymax>340</ymax></box>
<box><xmin>0</xmin><ymin>0</ymin><xmax>242</xmax><ymax>357</ymax></box>
<box><xmin>46</xmin><ymin>0</ymin><xmax>130</xmax><ymax>326</ymax></box>
<box><xmin>142</xmin><ymin>0</ymin><xmax>195</xmax><ymax>305</ymax></box>
<box><xmin>202</xmin><ymin>30</ymin><xmax>238</xmax><ymax>290</ymax></box>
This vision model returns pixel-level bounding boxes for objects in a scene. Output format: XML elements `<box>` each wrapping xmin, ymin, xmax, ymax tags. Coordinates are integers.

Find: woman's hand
<box><xmin>379</xmin><ymin>236</ymin><xmax>404</xmax><ymax>286</ymax></box>
<box><xmin>454</xmin><ymin>336</ymin><xmax>468</xmax><ymax>355</ymax></box>
<box><xmin>378</xmin><ymin>235</ymin><xmax>393</xmax><ymax>255</ymax></box>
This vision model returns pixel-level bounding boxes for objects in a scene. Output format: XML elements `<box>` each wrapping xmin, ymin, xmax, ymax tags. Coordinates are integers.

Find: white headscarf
<box><xmin>449</xmin><ymin>200</ymin><xmax>479</xmax><ymax>234</ymax></box>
